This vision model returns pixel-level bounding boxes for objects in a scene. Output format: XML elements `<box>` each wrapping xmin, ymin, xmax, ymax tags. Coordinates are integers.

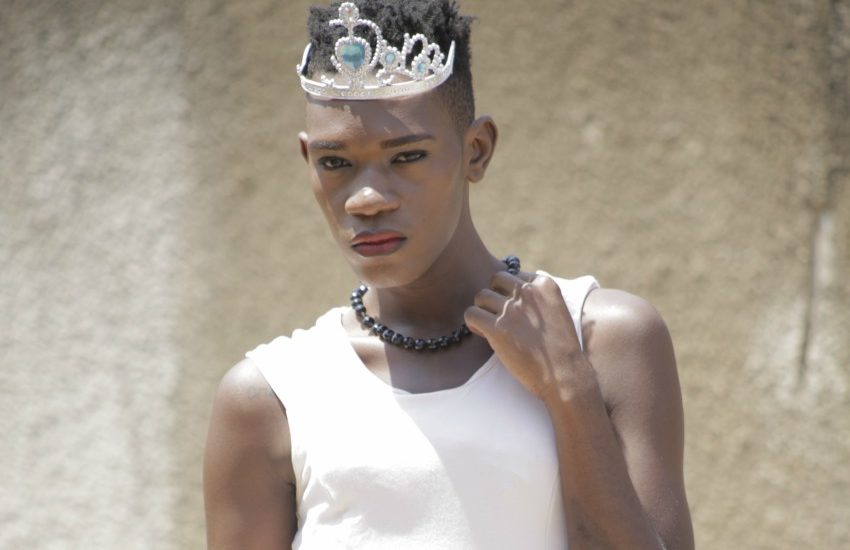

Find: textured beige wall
<box><xmin>2</xmin><ymin>0</ymin><xmax>848</xmax><ymax>548</ymax></box>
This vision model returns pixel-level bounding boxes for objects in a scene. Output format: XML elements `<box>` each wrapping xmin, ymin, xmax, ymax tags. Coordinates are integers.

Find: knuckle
<box><xmin>536</xmin><ymin>274</ymin><xmax>558</xmax><ymax>291</ymax></box>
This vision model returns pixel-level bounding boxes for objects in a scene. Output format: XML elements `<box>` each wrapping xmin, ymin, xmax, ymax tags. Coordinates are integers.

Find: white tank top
<box><xmin>246</xmin><ymin>273</ymin><xmax>599</xmax><ymax>550</ymax></box>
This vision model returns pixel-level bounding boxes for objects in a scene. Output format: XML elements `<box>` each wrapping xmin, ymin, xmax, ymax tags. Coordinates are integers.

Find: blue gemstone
<box><xmin>384</xmin><ymin>52</ymin><xmax>396</xmax><ymax>64</ymax></box>
<box><xmin>416</xmin><ymin>61</ymin><xmax>428</xmax><ymax>74</ymax></box>
<box><xmin>340</xmin><ymin>43</ymin><xmax>366</xmax><ymax>71</ymax></box>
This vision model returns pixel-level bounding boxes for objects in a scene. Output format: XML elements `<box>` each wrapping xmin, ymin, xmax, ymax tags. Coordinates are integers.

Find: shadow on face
<box><xmin>302</xmin><ymin>89</ymin><xmax>462</xmax><ymax>157</ymax></box>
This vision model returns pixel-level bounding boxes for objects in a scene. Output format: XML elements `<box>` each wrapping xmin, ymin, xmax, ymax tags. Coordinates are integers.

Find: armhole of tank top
<box><xmin>244</xmin><ymin>336</ymin><xmax>296</xmax><ymax>409</ymax></box>
<box><xmin>576</xmin><ymin>276</ymin><xmax>600</xmax><ymax>353</ymax></box>
<box><xmin>537</xmin><ymin>272</ymin><xmax>600</xmax><ymax>354</ymax></box>
<box><xmin>244</xmin><ymin>337</ymin><xmax>307</xmax><ymax>510</ymax></box>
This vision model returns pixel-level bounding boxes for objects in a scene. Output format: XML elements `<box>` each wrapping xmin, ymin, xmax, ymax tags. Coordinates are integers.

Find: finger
<box><xmin>490</xmin><ymin>270</ymin><xmax>523</xmax><ymax>295</ymax></box>
<box><xmin>473</xmin><ymin>288</ymin><xmax>508</xmax><ymax>314</ymax></box>
<box><xmin>514</xmin><ymin>270</ymin><xmax>536</xmax><ymax>283</ymax></box>
<box><xmin>464</xmin><ymin>305</ymin><xmax>496</xmax><ymax>339</ymax></box>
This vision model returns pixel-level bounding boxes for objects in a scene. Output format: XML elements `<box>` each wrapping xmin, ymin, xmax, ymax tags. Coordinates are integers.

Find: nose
<box><xmin>344</xmin><ymin>172</ymin><xmax>399</xmax><ymax>217</ymax></box>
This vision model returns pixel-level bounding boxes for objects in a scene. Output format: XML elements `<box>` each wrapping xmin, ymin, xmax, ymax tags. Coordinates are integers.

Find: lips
<box><xmin>351</xmin><ymin>230</ymin><xmax>407</xmax><ymax>257</ymax></box>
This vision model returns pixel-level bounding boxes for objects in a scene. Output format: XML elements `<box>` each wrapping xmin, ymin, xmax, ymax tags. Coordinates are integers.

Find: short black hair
<box><xmin>306</xmin><ymin>0</ymin><xmax>476</xmax><ymax>132</ymax></box>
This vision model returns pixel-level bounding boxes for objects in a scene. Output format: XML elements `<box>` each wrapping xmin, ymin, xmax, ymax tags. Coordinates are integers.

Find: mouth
<box><xmin>350</xmin><ymin>230</ymin><xmax>407</xmax><ymax>257</ymax></box>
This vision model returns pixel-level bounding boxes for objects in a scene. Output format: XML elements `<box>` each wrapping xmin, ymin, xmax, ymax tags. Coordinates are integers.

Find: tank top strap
<box><xmin>244</xmin><ymin>333</ymin><xmax>300</xmax><ymax>409</ymax></box>
<box><xmin>244</xmin><ymin>307</ymin><xmax>348</xmax><ymax>411</ymax></box>
<box><xmin>536</xmin><ymin>272</ymin><xmax>600</xmax><ymax>352</ymax></box>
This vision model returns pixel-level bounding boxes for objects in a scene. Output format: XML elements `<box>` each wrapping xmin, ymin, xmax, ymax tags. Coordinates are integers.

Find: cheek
<box><xmin>415</xmin><ymin>157</ymin><xmax>465</xmax><ymax>228</ymax></box>
<box><xmin>310</xmin><ymin>174</ymin><xmax>345</xmax><ymax>225</ymax></box>
<box><xmin>431</xmin><ymin>152</ymin><xmax>465</xmax><ymax>204</ymax></box>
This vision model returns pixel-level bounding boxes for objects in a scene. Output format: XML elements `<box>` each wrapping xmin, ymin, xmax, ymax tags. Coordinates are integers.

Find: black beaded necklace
<box><xmin>350</xmin><ymin>255</ymin><xmax>520</xmax><ymax>352</ymax></box>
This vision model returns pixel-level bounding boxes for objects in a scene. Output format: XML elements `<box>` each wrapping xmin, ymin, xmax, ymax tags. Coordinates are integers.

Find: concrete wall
<box><xmin>2</xmin><ymin>0</ymin><xmax>847</xmax><ymax>548</ymax></box>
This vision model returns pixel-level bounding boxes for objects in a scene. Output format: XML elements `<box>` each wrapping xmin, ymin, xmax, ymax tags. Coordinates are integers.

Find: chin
<box><xmin>344</xmin><ymin>250</ymin><xmax>432</xmax><ymax>289</ymax></box>
<box><xmin>347</xmin><ymin>259</ymin><xmax>416</xmax><ymax>289</ymax></box>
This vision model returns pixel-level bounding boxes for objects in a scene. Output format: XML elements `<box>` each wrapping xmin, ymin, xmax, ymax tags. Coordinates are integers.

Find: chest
<box><xmin>291</xmin><ymin>362</ymin><xmax>561</xmax><ymax>528</ymax></box>
<box><xmin>349</xmin><ymin>334</ymin><xmax>496</xmax><ymax>394</ymax></box>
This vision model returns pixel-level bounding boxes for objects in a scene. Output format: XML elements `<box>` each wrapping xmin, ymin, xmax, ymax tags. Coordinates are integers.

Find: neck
<box><xmin>366</xmin><ymin>214</ymin><xmax>506</xmax><ymax>336</ymax></box>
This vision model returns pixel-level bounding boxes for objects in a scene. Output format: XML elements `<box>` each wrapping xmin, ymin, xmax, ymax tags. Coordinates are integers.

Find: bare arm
<box><xmin>466</xmin><ymin>275</ymin><xmax>694</xmax><ymax>550</ymax></box>
<box><xmin>203</xmin><ymin>359</ymin><xmax>298</xmax><ymax>550</ymax></box>
<box><xmin>546</xmin><ymin>288</ymin><xmax>694</xmax><ymax>550</ymax></box>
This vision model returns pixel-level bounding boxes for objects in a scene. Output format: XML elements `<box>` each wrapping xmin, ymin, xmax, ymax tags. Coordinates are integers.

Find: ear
<box><xmin>298</xmin><ymin>131</ymin><xmax>310</xmax><ymax>163</ymax></box>
<box><xmin>464</xmin><ymin>116</ymin><xmax>498</xmax><ymax>183</ymax></box>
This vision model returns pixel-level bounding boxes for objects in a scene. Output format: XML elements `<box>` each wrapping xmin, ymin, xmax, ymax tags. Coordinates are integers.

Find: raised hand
<box><xmin>464</xmin><ymin>271</ymin><xmax>597</xmax><ymax>403</ymax></box>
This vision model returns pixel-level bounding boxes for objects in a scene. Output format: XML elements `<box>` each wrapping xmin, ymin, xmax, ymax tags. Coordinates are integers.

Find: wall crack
<box><xmin>799</xmin><ymin>0</ymin><xmax>849</xmax><ymax>383</ymax></box>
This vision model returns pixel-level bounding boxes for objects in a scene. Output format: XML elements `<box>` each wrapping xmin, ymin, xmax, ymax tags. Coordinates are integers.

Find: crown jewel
<box><xmin>297</xmin><ymin>2</ymin><xmax>456</xmax><ymax>100</ymax></box>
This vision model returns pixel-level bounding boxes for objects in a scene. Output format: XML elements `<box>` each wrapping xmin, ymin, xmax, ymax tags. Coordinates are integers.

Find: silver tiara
<box><xmin>297</xmin><ymin>2</ymin><xmax>456</xmax><ymax>100</ymax></box>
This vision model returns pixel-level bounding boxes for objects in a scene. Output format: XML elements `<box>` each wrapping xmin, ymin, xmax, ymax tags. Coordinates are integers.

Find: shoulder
<box><xmin>211</xmin><ymin>358</ymin><xmax>287</xmax><ymax>433</ymax></box>
<box><xmin>204</xmin><ymin>360</ymin><xmax>297</xmax><ymax>544</ymax></box>
<box><xmin>576</xmin><ymin>288</ymin><xmax>694</xmax><ymax>549</ymax></box>
<box><xmin>243</xmin><ymin>318</ymin><xmax>336</xmax><ymax>407</ymax></box>
<box><xmin>206</xmin><ymin>358</ymin><xmax>293</xmax><ymax>482</ymax></box>
<box><xmin>582</xmin><ymin>287</ymin><xmax>670</xmax><ymax>344</ymax></box>
<box><xmin>580</xmin><ymin>287</ymin><xmax>679</xmax><ymax>412</ymax></box>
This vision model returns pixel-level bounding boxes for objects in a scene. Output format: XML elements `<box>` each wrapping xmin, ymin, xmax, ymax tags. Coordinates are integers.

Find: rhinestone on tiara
<box><xmin>297</xmin><ymin>2</ymin><xmax>456</xmax><ymax>100</ymax></box>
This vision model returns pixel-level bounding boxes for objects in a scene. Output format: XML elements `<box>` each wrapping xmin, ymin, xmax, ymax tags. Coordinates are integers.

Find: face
<box><xmin>300</xmin><ymin>91</ymin><xmax>482</xmax><ymax>288</ymax></box>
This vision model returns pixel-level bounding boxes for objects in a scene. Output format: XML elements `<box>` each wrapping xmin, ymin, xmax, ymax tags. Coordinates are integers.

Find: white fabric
<box><xmin>246</xmin><ymin>274</ymin><xmax>599</xmax><ymax>550</ymax></box>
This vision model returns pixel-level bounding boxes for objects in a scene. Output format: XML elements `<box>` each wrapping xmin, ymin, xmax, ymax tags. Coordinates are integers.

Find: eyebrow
<box><xmin>308</xmin><ymin>133</ymin><xmax>435</xmax><ymax>152</ymax></box>
<box><xmin>380</xmin><ymin>133</ymin><xmax>435</xmax><ymax>149</ymax></box>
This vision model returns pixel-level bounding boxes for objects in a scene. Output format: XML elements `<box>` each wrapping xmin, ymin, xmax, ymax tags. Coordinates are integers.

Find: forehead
<box><xmin>304</xmin><ymin>91</ymin><xmax>453</xmax><ymax>143</ymax></box>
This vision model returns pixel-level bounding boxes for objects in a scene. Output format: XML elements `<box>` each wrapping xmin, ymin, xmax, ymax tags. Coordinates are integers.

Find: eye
<box><xmin>392</xmin><ymin>150</ymin><xmax>427</xmax><ymax>164</ymax></box>
<box><xmin>318</xmin><ymin>156</ymin><xmax>351</xmax><ymax>171</ymax></box>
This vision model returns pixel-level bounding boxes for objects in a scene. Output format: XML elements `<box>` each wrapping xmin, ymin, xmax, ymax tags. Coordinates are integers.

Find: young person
<box><xmin>203</xmin><ymin>1</ymin><xmax>694</xmax><ymax>549</ymax></box>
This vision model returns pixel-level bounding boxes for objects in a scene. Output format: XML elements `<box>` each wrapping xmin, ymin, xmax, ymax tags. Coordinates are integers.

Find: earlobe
<box><xmin>465</xmin><ymin>116</ymin><xmax>498</xmax><ymax>183</ymax></box>
<box><xmin>298</xmin><ymin>131</ymin><xmax>310</xmax><ymax>163</ymax></box>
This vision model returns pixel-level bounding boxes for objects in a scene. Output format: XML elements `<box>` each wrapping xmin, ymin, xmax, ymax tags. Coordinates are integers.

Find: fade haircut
<box><xmin>306</xmin><ymin>0</ymin><xmax>476</xmax><ymax>132</ymax></box>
